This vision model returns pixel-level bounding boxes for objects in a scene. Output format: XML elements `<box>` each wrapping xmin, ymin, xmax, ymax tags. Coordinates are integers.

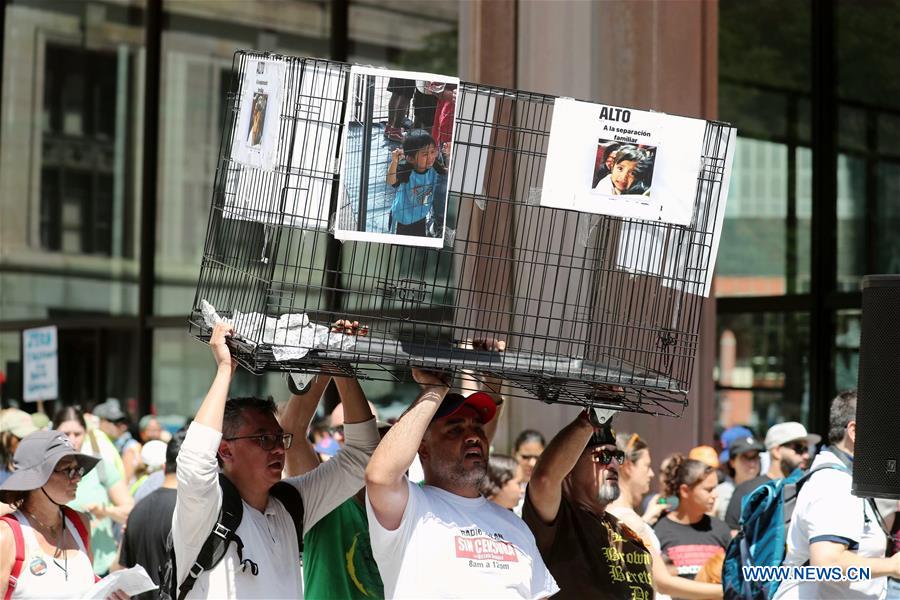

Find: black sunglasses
<box><xmin>53</xmin><ymin>465</ymin><xmax>86</xmax><ymax>480</ymax></box>
<box><xmin>591</xmin><ymin>448</ymin><xmax>625</xmax><ymax>465</ymax></box>
<box><xmin>781</xmin><ymin>441</ymin><xmax>809</xmax><ymax>455</ymax></box>
<box><xmin>224</xmin><ymin>433</ymin><xmax>293</xmax><ymax>451</ymax></box>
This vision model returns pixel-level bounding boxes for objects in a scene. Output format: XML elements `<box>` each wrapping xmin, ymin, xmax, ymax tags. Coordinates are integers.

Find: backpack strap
<box><xmin>1</xmin><ymin>516</ymin><xmax>24</xmax><ymax>600</ymax></box>
<box><xmin>61</xmin><ymin>507</ymin><xmax>92</xmax><ymax>561</ymax></box>
<box><xmin>176</xmin><ymin>474</ymin><xmax>246</xmax><ymax>600</ymax></box>
<box><xmin>270</xmin><ymin>482</ymin><xmax>305</xmax><ymax>553</ymax></box>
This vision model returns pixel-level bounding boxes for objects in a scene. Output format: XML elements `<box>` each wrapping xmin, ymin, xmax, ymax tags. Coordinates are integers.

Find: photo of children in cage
<box><xmin>247</xmin><ymin>92</ymin><xmax>268</xmax><ymax>147</ymax></box>
<box><xmin>591</xmin><ymin>139</ymin><xmax>656</xmax><ymax>197</ymax></box>
<box><xmin>336</xmin><ymin>67</ymin><xmax>458</xmax><ymax>248</ymax></box>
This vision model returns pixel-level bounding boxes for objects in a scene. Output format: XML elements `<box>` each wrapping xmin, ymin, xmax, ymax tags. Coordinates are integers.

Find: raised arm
<box><xmin>365</xmin><ymin>369</ymin><xmax>449</xmax><ymax>530</ymax></box>
<box><xmin>283</xmin><ymin>374</ymin><xmax>332</xmax><ymax>477</ymax></box>
<box><xmin>387</xmin><ymin>148</ymin><xmax>403</xmax><ymax>186</ymax></box>
<box><xmin>459</xmin><ymin>338</ymin><xmax>506</xmax><ymax>444</ymax></box>
<box><xmin>333</xmin><ymin>375</ymin><xmax>374</xmax><ymax>425</ymax></box>
<box><xmin>193</xmin><ymin>322</ymin><xmax>236</xmax><ymax>431</ymax></box>
<box><xmin>173</xmin><ymin>322</ymin><xmax>235</xmax><ymax>585</ymax></box>
<box><xmin>527</xmin><ymin>412</ymin><xmax>593</xmax><ymax>524</ymax></box>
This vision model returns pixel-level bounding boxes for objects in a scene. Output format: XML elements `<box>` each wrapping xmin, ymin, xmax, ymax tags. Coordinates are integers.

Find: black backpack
<box><xmin>159</xmin><ymin>474</ymin><xmax>304</xmax><ymax>600</ymax></box>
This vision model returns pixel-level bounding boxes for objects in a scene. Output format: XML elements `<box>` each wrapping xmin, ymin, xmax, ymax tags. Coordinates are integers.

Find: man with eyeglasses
<box><xmin>172</xmin><ymin>323</ymin><xmax>379</xmax><ymax>598</ymax></box>
<box><xmin>724</xmin><ymin>421</ymin><xmax>820</xmax><ymax>531</ymax></box>
<box><xmin>522</xmin><ymin>411</ymin><xmax>654</xmax><ymax>599</ymax></box>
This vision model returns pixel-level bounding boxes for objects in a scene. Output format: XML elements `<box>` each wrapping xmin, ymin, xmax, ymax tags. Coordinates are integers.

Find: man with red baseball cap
<box><xmin>365</xmin><ymin>369</ymin><xmax>558</xmax><ymax>599</ymax></box>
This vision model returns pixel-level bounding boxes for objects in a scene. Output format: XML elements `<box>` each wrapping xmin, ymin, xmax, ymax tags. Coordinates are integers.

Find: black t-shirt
<box><xmin>119</xmin><ymin>487</ymin><xmax>176</xmax><ymax>599</ymax></box>
<box><xmin>653</xmin><ymin>514</ymin><xmax>731</xmax><ymax>580</ymax></box>
<box><xmin>522</xmin><ymin>491</ymin><xmax>654</xmax><ymax>599</ymax></box>
<box><xmin>724</xmin><ymin>475</ymin><xmax>772</xmax><ymax>529</ymax></box>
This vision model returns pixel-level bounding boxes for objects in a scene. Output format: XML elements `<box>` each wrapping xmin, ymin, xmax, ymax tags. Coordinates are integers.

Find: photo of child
<box><xmin>335</xmin><ymin>66</ymin><xmax>458</xmax><ymax>248</ymax></box>
<box><xmin>247</xmin><ymin>92</ymin><xmax>268</xmax><ymax>147</ymax></box>
<box><xmin>387</xmin><ymin>129</ymin><xmax>449</xmax><ymax>237</ymax></box>
<box><xmin>591</xmin><ymin>139</ymin><xmax>656</xmax><ymax>196</ymax></box>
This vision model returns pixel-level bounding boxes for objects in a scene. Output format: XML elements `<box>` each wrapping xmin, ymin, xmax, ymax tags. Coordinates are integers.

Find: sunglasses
<box><xmin>224</xmin><ymin>432</ymin><xmax>293</xmax><ymax>451</ymax></box>
<box><xmin>53</xmin><ymin>465</ymin><xmax>85</xmax><ymax>480</ymax></box>
<box><xmin>781</xmin><ymin>442</ymin><xmax>809</xmax><ymax>455</ymax></box>
<box><xmin>591</xmin><ymin>448</ymin><xmax>626</xmax><ymax>466</ymax></box>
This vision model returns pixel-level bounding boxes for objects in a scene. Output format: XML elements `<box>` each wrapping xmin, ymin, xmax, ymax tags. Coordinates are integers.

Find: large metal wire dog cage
<box><xmin>189</xmin><ymin>51</ymin><xmax>736</xmax><ymax>417</ymax></box>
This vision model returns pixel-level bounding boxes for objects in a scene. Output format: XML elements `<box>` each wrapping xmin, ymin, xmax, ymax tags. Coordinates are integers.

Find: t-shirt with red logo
<box><xmin>653</xmin><ymin>513</ymin><xmax>732</xmax><ymax>580</ymax></box>
<box><xmin>366</xmin><ymin>479</ymin><xmax>559</xmax><ymax>599</ymax></box>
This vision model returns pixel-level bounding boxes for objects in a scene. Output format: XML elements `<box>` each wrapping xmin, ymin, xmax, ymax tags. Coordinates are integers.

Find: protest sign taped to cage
<box><xmin>225</xmin><ymin>61</ymin><xmax>343</xmax><ymax>229</ymax></box>
<box><xmin>231</xmin><ymin>57</ymin><xmax>286</xmax><ymax>172</ymax></box>
<box><xmin>541</xmin><ymin>98</ymin><xmax>705</xmax><ymax>226</ymax></box>
<box><xmin>335</xmin><ymin>66</ymin><xmax>459</xmax><ymax>248</ymax></box>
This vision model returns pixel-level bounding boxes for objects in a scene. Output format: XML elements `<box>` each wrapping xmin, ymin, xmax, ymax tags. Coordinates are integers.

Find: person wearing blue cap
<box><xmin>714</xmin><ymin>430</ymin><xmax>764</xmax><ymax>521</ymax></box>
<box><xmin>365</xmin><ymin>368</ymin><xmax>557</xmax><ymax>599</ymax></box>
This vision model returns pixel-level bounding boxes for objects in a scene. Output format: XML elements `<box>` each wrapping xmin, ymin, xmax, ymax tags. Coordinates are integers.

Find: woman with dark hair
<box><xmin>513</xmin><ymin>429</ymin><xmax>546</xmax><ymax>486</ymax></box>
<box><xmin>52</xmin><ymin>406</ymin><xmax>134</xmax><ymax>576</ymax></box>
<box><xmin>653</xmin><ymin>454</ymin><xmax>732</xmax><ymax>582</ymax></box>
<box><xmin>610</xmin><ymin>435</ymin><xmax>724</xmax><ymax>599</ymax></box>
<box><xmin>479</xmin><ymin>454</ymin><xmax>523</xmax><ymax>510</ymax></box>
<box><xmin>0</xmin><ymin>431</ymin><xmax>127</xmax><ymax>599</ymax></box>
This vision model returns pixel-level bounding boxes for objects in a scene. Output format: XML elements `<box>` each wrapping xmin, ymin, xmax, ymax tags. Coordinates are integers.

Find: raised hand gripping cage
<box><xmin>189</xmin><ymin>51</ymin><xmax>735</xmax><ymax>417</ymax></box>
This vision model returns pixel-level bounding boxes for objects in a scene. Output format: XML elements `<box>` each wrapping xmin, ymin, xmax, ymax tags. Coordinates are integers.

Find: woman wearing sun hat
<box><xmin>0</xmin><ymin>430</ymin><xmax>127</xmax><ymax>599</ymax></box>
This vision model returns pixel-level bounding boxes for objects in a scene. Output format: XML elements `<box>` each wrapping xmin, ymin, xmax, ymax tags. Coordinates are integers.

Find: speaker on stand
<box><xmin>852</xmin><ymin>274</ymin><xmax>900</xmax><ymax>499</ymax></box>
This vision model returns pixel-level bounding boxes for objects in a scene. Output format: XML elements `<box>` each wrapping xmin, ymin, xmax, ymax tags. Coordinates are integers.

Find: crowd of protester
<box><xmin>1</xmin><ymin>325</ymin><xmax>899</xmax><ymax>599</ymax></box>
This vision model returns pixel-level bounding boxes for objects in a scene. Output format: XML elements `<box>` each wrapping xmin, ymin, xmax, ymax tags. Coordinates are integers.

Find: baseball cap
<box><xmin>718</xmin><ymin>425</ymin><xmax>754</xmax><ymax>463</ymax></box>
<box><xmin>0</xmin><ymin>430</ymin><xmax>100</xmax><ymax>501</ymax></box>
<box><xmin>1</xmin><ymin>409</ymin><xmax>39</xmax><ymax>439</ymax></box>
<box><xmin>689</xmin><ymin>445</ymin><xmax>720</xmax><ymax>469</ymax></box>
<box><xmin>764</xmin><ymin>422</ymin><xmax>821</xmax><ymax>450</ymax></box>
<box><xmin>141</xmin><ymin>440</ymin><xmax>168</xmax><ymax>471</ymax></box>
<box><xmin>585</xmin><ymin>418</ymin><xmax>617</xmax><ymax>449</ymax></box>
<box><xmin>727</xmin><ymin>435</ymin><xmax>765</xmax><ymax>458</ymax></box>
<box><xmin>431</xmin><ymin>392</ymin><xmax>496</xmax><ymax>425</ymax></box>
<box><xmin>93</xmin><ymin>399</ymin><xmax>127</xmax><ymax>423</ymax></box>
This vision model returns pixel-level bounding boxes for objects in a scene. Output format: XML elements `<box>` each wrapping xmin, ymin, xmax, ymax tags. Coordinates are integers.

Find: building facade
<box><xmin>1</xmin><ymin>0</ymin><xmax>897</xmax><ymax>456</ymax></box>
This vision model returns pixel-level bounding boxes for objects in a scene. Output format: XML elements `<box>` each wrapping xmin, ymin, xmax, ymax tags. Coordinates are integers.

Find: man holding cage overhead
<box><xmin>171</xmin><ymin>323</ymin><xmax>379</xmax><ymax>598</ymax></box>
<box><xmin>523</xmin><ymin>412</ymin><xmax>655</xmax><ymax>599</ymax></box>
<box><xmin>365</xmin><ymin>368</ymin><xmax>558</xmax><ymax>599</ymax></box>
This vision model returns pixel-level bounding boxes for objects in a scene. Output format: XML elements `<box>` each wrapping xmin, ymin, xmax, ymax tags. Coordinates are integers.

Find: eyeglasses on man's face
<box><xmin>53</xmin><ymin>465</ymin><xmax>85</xmax><ymax>480</ymax></box>
<box><xmin>224</xmin><ymin>432</ymin><xmax>293</xmax><ymax>451</ymax></box>
<box><xmin>591</xmin><ymin>448</ymin><xmax>625</xmax><ymax>466</ymax></box>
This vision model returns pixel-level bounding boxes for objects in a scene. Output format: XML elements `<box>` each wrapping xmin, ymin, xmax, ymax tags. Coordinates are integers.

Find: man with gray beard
<box><xmin>365</xmin><ymin>369</ymin><xmax>558</xmax><ymax>599</ymax></box>
<box><xmin>523</xmin><ymin>412</ymin><xmax>654</xmax><ymax>600</ymax></box>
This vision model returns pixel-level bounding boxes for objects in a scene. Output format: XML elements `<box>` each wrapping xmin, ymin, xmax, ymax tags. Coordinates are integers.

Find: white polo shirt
<box><xmin>775</xmin><ymin>449</ymin><xmax>887</xmax><ymax>599</ymax></box>
<box><xmin>173</xmin><ymin>419</ymin><xmax>379</xmax><ymax>599</ymax></box>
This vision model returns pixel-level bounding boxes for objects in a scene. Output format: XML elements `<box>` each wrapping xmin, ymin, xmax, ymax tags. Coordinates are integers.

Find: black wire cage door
<box><xmin>190</xmin><ymin>51</ymin><xmax>736</xmax><ymax>417</ymax></box>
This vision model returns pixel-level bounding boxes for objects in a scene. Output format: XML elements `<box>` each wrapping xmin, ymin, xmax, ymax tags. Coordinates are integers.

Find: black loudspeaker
<box><xmin>852</xmin><ymin>274</ymin><xmax>900</xmax><ymax>499</ymax></box>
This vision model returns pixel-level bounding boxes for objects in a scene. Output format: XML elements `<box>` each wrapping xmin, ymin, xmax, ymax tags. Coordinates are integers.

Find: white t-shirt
<box><xmin>775</xmin><ymin>450</ymin><xmax>887</xmax><ymax>600</ymax></box>
<box><xmin>366</xmin><ymin>479</ymin><xmax>559</xmax><ymax>599</ymax></box>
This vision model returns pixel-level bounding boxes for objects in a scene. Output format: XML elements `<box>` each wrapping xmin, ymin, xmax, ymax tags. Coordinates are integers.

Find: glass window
<box><xmin>717</xmin><ymin>0</ymin><xmax>812</xmax><ymax>298</ymax></box>
<box><xmin>834</xmin><ymin>0</ymin><xmax>900</xmax><ymax>290</ymax></box>
<box><xmin>0</xmin><ymin>332</ymin><xmax>22</xmax><ymax>407</ymax></box>
<box><xmin>0</xmin><ymin>1</ymin><xmax>144</xmax><ymax>319</ymax></box>
<box><xmin>834</xmin><ymin>309</ymin><xmax>860</xmax><ymax>394</ymax></box>
<box><xmin>154</xmin><ymin>1</ymin><xmax>332</xmax><ymax>315</ymax></box>
<box><xmin>715</xmin><ymin>312</ymin><xmax>810</xmax><ymax>429</ymax></box>
<box><xmin>349</xmin><ymin>1</ymin><xmax>459</xmax><ymax>72</ymax></box>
